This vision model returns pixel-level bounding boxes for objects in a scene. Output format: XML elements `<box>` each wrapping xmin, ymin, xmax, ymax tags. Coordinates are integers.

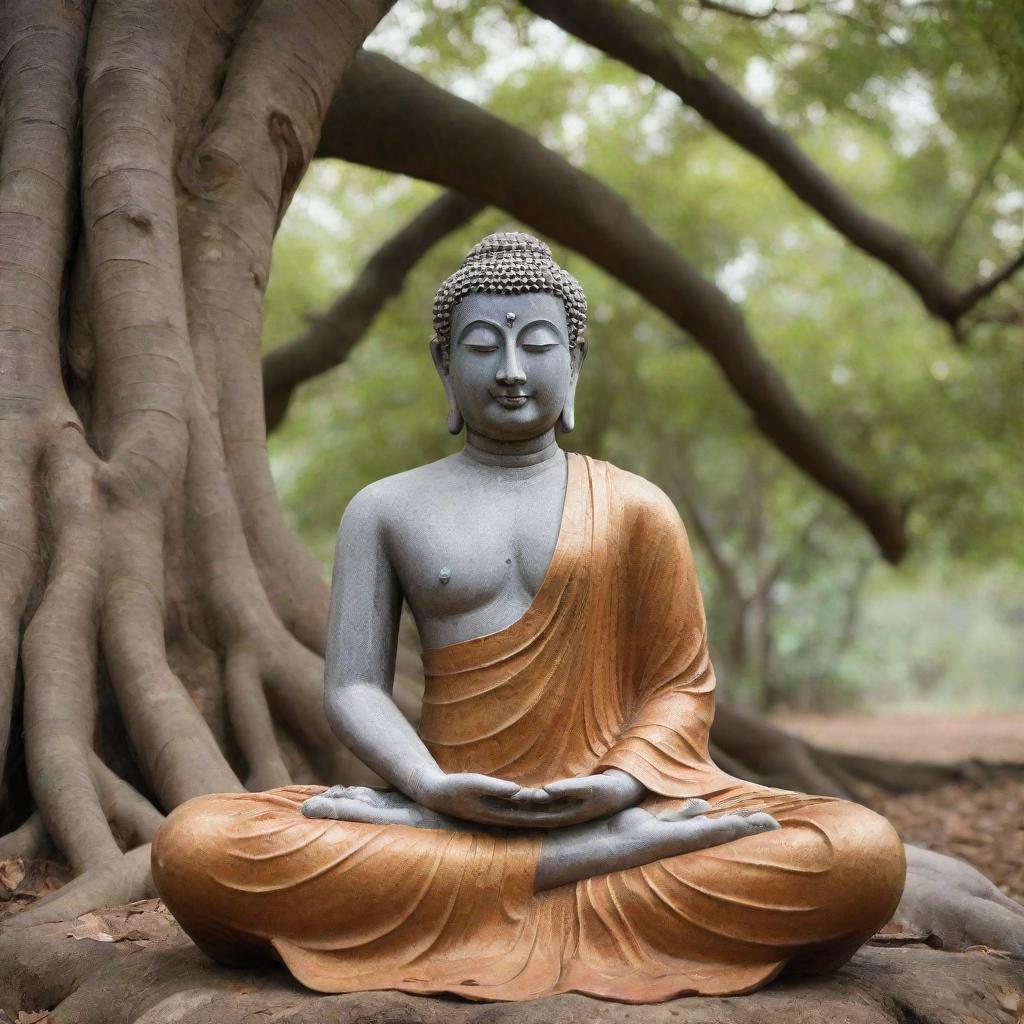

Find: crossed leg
<box><xmin>300</xmin><ymin>786</ymin><xmax>780</xmax><ymax>892</ymax></box>
<box><xmin>154</xmin><ymin>783</ymin><xmax>906</xmax><ymax>995</ymax></box>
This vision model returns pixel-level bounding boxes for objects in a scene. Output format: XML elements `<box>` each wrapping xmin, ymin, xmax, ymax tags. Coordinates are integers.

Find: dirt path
<box><xmin>775</xmin><ymin>711</ymin><xmax>1024</xmax><ymax>764</ymax></box>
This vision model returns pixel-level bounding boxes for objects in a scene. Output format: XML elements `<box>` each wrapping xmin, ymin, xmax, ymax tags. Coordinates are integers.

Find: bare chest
<box><xmin>389</xmin><ymin>468</ymin><xmax>567</xmax><ymax>648</ymax></box>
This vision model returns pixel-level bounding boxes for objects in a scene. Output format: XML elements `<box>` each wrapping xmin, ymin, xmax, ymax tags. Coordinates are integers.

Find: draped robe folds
<box><xmin>152</xmin><ymin>453</ymin><xmax>906</xmax><ymax>1003</ymax></box>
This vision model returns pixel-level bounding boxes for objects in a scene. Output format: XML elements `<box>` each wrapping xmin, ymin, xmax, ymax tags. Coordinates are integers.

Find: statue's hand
<box><xmin>540</xmin><ymin>769</ymin><xmax>647</xmax><ymax>825</ymax></box>
<box><xmin>301</xmin><ymin>785</ymin><xmax>453</xmax><ymax>829</ymax></box>
<box><xmin>416</xmin><ymin>772</ymin><xmax>559</xmax><ymax>827</ymax></box>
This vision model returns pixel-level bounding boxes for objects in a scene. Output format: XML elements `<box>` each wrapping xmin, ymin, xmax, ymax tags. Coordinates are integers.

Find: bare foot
<box><xmin>301</xmin><ymin>786</ymin><xmax>462</xmax><ymax>830</ymax></box>
<box><xmin>606</xmin><ymin>800</ymin><xmax>780</xmax><ymax>855</ymax></box>
<box><xmin>534</xmin><ymin>800</ymin><xmax>781</xmax><ymax>891</ymax></box>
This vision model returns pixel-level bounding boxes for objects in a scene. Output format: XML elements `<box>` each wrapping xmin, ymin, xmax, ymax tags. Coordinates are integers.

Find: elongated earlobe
<box><xmin>558</xmin><ymin>338</ymin><xmax>587</xmax><ymax>434</ymax></box>
<box><xmin>446</xmin><ymin>400</ymin><xmax>465</xmax><ymax>435</ymax></box>
<box><xmin>557</xmin><ymin>401</ymin><xmax>575</xmax><ymax>434</ymax></box>
<box><xmin>430</xmin><ymin>336</ymin><xmax>464</xmax><ymax>435</ymax></box>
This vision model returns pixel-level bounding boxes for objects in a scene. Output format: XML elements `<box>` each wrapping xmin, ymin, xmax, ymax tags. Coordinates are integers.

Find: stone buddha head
<box><xmin>430</xmin><ymin>232</ymin><xmax>588</xmax><ymax>441</ymax></box>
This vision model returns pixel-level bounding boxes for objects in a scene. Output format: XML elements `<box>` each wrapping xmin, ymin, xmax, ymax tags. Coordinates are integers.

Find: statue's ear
<box><xmin>558</xmin><ymin>338</ymin><xmax>587</xmax><ymax>434</ymax></box>
<box><xmin>430</xmin><ymin>336</ymin><xmax>464</xmax><ymax>435</ymax></box>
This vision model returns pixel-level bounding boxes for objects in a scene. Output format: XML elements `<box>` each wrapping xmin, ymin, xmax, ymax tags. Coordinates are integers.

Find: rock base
<box><xmin>0</xmin><ymin>902</ymin><xmax>1021</xmax><ymax>1023</ymax></box>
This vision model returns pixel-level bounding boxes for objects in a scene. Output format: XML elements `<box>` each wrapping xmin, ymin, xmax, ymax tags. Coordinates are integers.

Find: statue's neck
<box><xmin>461</xmin><ymin>428</ymin><xmax>562</xmax><ymax>470</ymax></box>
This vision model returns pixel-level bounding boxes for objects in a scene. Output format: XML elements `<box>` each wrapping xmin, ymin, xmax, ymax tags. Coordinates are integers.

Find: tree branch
<box><xmin>263</xmin><ymin>190</ymin><xmax>484</xmax><ymax>431</ymax></box>
<box><xmin>936</xmin><ymin>101</ymin><xmax>1022</xmax><ymax>268</ymax></box>
<box><xmin>319</xmin><ymin>52</ymin><xmax>908</xmax><ymax>562</ymax></box>
<box><xmin>520</xmin><ymin>0</ymin><xmax>1019</xmax><ymax>328</ymax></box>
<box><xmin>954</xmin><ymin>249</ymin><xmax>1024</xmax><ymax>332</ymax></box>
<box><xmin>662</xmin><ymin>458</ymin><xmax>746</xmax><ymax>606</ymax></box>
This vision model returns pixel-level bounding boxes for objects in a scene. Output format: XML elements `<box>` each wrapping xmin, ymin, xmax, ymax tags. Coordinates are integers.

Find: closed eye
<box><xmin>457</xmin><ymin>321</ymin><xmax>502</xmax><ymax>351</ymax></box>
<box><xmin>518</xmin><ymin>321</ymin><xmax>563</xmax><ymax>350</ymax></box>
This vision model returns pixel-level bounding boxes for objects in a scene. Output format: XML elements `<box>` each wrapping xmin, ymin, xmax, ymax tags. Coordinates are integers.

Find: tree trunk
<box><xmin>0</xmin><ymin>0</ymin><xmax>393</xmax><ymax>923</ymax></box>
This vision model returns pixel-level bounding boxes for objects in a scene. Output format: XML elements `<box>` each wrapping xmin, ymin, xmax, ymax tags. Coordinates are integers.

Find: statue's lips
<box><xmin>492</xmin><ymin>393</ymin><xmax>530</xmax><ymax>409</ymax></box>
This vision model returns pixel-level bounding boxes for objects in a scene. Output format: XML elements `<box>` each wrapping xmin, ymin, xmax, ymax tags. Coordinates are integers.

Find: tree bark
<box><xmin>520</xmin><ymin>0</ymin><xmax>1024</xmax><ymax>329</ymax></box>
<box><xmin>0</xmin><ymin>0</ymin><xmax>394</xmax><ymax>921</ymax></box>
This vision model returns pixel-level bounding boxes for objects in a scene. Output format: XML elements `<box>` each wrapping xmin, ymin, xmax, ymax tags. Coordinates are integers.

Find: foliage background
<box><xmin>264</xmin><ymin>0</ymin><xmax>1024</xmax><ymax>714</ymax></box>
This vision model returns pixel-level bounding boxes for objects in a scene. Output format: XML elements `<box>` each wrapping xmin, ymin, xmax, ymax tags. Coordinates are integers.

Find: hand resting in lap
<box><xmin>301</xmin><ymin>781</ymin><xmax>781</xmax><ymax>890</ymax></box>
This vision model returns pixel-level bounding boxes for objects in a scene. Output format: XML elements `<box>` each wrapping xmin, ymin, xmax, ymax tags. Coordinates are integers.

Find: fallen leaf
<box><xmin>17</xmin><ymin>1012</ymin><xmax>49</xmax><ymax>1024</ymax></box>
<box><xmin>67</xmin><ymin>912</ymin><xmax>116</xmax><ymax>943</ymax></box>
<box><xmin>65</xmin><ymin>902</ymin><xmax>180</xmax><ymax>947</ymax></box>
<box><xmin>0</xmin><ymin>858</ymin><xmax>26</xmax><ymax>893</ymax></box>
<box><xmin>995</xmin><ymin>988</ymin><xmax>1019</xmax><ymax>1012</ymax></box>
<box><xmin>123</xmin><ymin>898</ymin><xmax>163</xmax><ymax>915</ymax></box>
<box><xmin>963</xmin><ymin>944</ymin><xmax>1013</xmax><ymax>959</ymax></box>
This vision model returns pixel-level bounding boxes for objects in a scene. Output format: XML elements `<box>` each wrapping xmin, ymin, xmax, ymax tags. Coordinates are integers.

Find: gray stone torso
<box><xmin>377</xmin><ymin>448</ymin><xmax>567</xmax><ymax>650</ymax></box>
<box><xmin>303</xmin><ymin>248</ymin><xmax>779</xmax><ymax>886</ymax></box>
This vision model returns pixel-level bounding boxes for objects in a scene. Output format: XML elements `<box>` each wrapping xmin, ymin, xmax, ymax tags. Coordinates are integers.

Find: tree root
<box><xmin>816</xmin><ymin>747</ymin><xmax>1008</xmax><ymax>794</ymax></box>
<box><xmin>223</xmin><ymin>648</ymin><xmax>292</xmax><ymax>791</ymax></box>
<box><xmin>0</xmin><ymin>0</ymin><xmax>394</xmax><ymax>922</ymax></box>
<box><xmin>898</xmin><ymin>846</ymin><xmax>1024</xmax><ymax>955</ymax></box>
<box><xmin>90</xmin><ymin>757</ymin><xmax>164</xmax><ymax>847</ymax></box>
<box><xmin>11</xmin><ymin>845</ymin><xmax>155</xmax><ymax>928</ymax></box>
<box><xmin>708</xmin><ymin>700</ymin><xmax>1021</xmax><ymax>800</ymax></box>
<box><xmin>0</xmin><ymin>812</ymin><xmax>47</xmax><ymax>862</ymax></box>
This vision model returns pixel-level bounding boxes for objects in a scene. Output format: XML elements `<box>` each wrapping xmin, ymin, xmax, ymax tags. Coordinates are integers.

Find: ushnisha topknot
<box><xmin>432</xmin><ymin>232</ymin><xmax>587</xmax><ymax>365</ymax></box>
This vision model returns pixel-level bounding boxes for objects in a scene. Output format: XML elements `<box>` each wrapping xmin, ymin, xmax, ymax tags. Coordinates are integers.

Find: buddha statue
<box><xmin>152</xmin><ymin>232</ymin><xmax>906</xmax><ymax>1002</ymax></box>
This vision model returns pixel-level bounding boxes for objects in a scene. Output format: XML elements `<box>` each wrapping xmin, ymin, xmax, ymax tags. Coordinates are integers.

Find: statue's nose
<box><xmin>496</xmin><ymin>341</ymin><xmax>526</xmax><ymax>385</ymax></box>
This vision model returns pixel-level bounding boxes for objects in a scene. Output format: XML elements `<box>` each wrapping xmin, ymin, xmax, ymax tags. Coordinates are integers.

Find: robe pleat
<box><xmin>152</xmin><ymin>453</ymin><xmax>906</xmax><ymax>1002</ymax></box>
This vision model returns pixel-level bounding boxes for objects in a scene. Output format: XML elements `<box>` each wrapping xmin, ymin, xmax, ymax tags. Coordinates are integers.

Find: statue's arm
<box><xmin>313</xmin><ymin>487</ymin><xmax>547</xmax><ymax>827</ymax></box>
<box><xmin>320</xmin><ymin>485</ymin><xmax>444</xmax><ymax>802</ymax></box>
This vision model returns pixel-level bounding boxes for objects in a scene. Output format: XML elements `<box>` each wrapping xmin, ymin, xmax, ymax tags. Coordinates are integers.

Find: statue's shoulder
<box><xmin>579</xmin><ymin>455</ymin><xmax>680</xmax><ymax>525</ymax></box>
<box><xmin>339</xmin><ymin>457</ymin><xmax>456</xmax><ymax>530</ymax></box>
<box><xmin>580</xmin><ymin>456</ymin><xmax>693</xmax><ymax>563</ymax></box>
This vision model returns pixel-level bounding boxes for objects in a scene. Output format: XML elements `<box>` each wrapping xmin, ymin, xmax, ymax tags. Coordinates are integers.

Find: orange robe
<box><xmin>152</xmin><ymin>453</ymin><xmax>905</xmax><ymax>1002</ymax></box>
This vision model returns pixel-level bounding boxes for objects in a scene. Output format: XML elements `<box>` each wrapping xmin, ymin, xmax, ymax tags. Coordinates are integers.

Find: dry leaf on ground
<box><xmin>0</xmin><ymin>858</ymin><xmax>26</xmax><ymax>893</ymax></box>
